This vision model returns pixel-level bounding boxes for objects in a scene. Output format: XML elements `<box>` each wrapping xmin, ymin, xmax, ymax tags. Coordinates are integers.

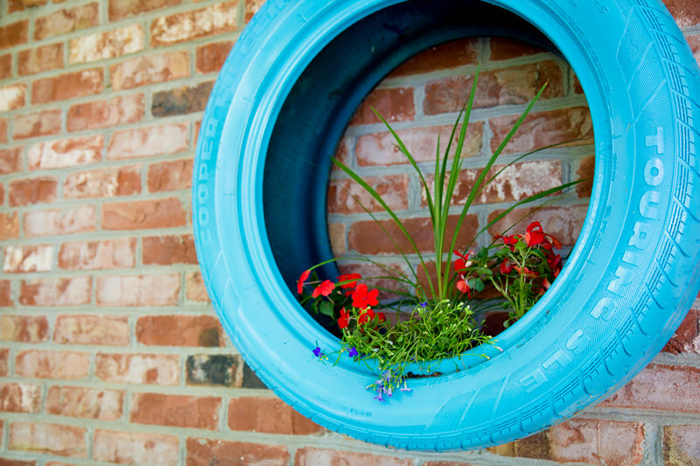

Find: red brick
<box><xmin>15</xmin><ymin>350</ymin><xmax>89</xmax><ymax>380</ymax></box>
<box><xmin>152</xmin><ymin>81</ymin><xmax>213</xmax><ymax>117</ymax></box>
<box><xmin>147</xmin><ymin>158</ymin><xmax>192</xmax><ymax>192</ymax></box>
<box><xmin>59</xmin><ymin>238</ymin><xmax>136</xmax><ymax>270</ymax></box>
<box><xmin>0</xmin><ymin>316</ymin><xmax>49</xmax><ymax>343</ymax></box>
<box><xmin>69</xmin><ymin>24</ymin><xmax>143</xmax><ymax>64</ymax></box>
<box><xmin>0</xmin><ymin>349</ymin><xmax>8</xmax><ymax>377</ymax></box>
<box><xmin>294</xmin><ymin>448</ymin><xmax>413</xmax><ymax>466</ymax></box>
<box><xmin>548</xmin><ymin>419</ymin><xmax>644</xmax><ymax>465</ymax></box>
<box><xmin>0</xmin><ymin>119</ymin><xmax>7</xmax><ymax>143</ymax></box>
<box><xmin>53</xmin><ymin>315</ymin><xmax>129</xmax><ymax>346</ymax></box>
<box><xmin>96</xmin><ymin>274</ymin><xmax>180</xmax><ymax>307</ymax></box>
<box><xmin>34</xmin><ymin>3</ymin><xmax>99</xmax><ymax>41</ymax></box>
<box><xmin>108</xmin><ymin>123</ymin><xmax>189</xmax><ymax>159</ymax></box>
<box><xmin>64</xmin><ymin>165</ymin><xmax>140</xmax><ymax>199</ymax></box>
<box><xmin>142</xmin><ymin>234</ymin><xmax>197</xmax><ymax>265</ymax></box>
<box><xmin>490</xmin><ymin>107</ymin><xmax>593</xmax><ymax>155</ymax></box>
<box><xmin>68</xmin><ymin>95</ymin><xmax>144</xmax><ymax>132</ymax></box>
<box><xmin>136</xmin><ymin>315</ymin><xmax>222</xmax><ymax>347</ymax></box>
<box><xmin>8</xmin><ymin>0</ymin><xmax>47</xmax><ymax>13</ymax></box>
<box><xmin>0</xmin><ymin>213</ymin><xmax>20</xmax><ymax>240</ymax></box>
<box><xmin>329</xmin><ymin>222</ymin><xmax>346</xmax><ymax>256</ymax></box>
<box><xmin>228</xmin><ymin>397</ymin><xmax>323</xmax><ymax>435</ymax></box>
<box><xmin>0</xmin><ymin>458</ymin><xmax>37</xmax><ymax>466</ymax></box>
<box><xmin>0</xmin><ymin>281</ymin><xmax>12</xmax><ymax>307</ymax></box>
<box><xmin>0</xmin><ymin>84</ymin><xmax>26</xmax><ymax>112</ymax></box>
<box><xmin>244</xmin><ymin>0</ymin><xmax>265</xmax><ymax>23</ymax></box>
<box><xmin>355</xmin><ymin>123</ymin><xmax>483</xmax><ymax>166</ymax></box>
<box><xmin>350</xmin><ymin>87</ymin><xmax>415</xmax><ymax>125</ymax></box>
<box><xmin>664</xmin><ymin>308</ymin><xmax>700</xmax><ymax>354</ymax></box>
<box><xmin>664</xmin><ymin>425</ymin><xmax>700</xmax><ymax>465</ymax></box>
<box><xmin>196</xmin><ymin>40</ymin><xmax>234</xmax><ymax>74</ymax></box>
<box><xmin>0</xmin><ymin>54</ymin><xmax>11</xmax><ymax>80</ymax></box>
<box><xmin>489</xmin><ymin>37</ymin><xmax>548</xmax><ymax>61</ymax></box>
<box><xmin>9</xmin><ymin>423</ymin><xmax>86</xmax><ymax>458</ymax></box>
<box><xmin>576</xmin><ymin>154</ymin><xmax>595</xmax><ymax>198</ymax></box>
<box><xmin>102</xmin><ymin>197</ymin><xmax>187</xmax><ymax>230</ymax></box>
<box><xmin>20</xmin><ymin>277</ymin><xmax>92</xmax><ymax>307</ymax></box>
<box><xmin>187</xmin><ymin>438</ymin><xmax>289</xmax><ymax>466</ymax></box>
<box><xmin>32</xmin><ymin>69</ymin><xmax>103</xmax><ymax>105</ymax></box>
<box><xmin>93</xmin><ymin>430</ymin><xmax>179</xmax><ymax>464</ymax></box>
<box><xmin>24</xmin><ymin>205</ymin><xmax>97</xmax><ymax>238</ymax></box>
<box><xmin>130</xmin><ymin>393</ymin><xmax>221</xmax><ymax>429</ymax></box>
<box><xmin>95</xmin><ymin>353</ymin><xmax>180</xmax><ymax>386</ymax></box>
<box><xmin>487</xmin><ymin>205</ymin><xmax>588</xmax><ymax>248</ymax></box>
<box><xmin>688</xmin><ymin>34</ymin><xmax>700</xmax><ymax>66</ymax></box>
<box><xmin>328</xmin><ymin>174</ymin><xmax>409</xmax><ymax>214</ymax></box>
<box><xmin>9</xmin><ymin>177</ymin><xmax>58</xmax><ymax>206</ymax></box>
<box><xmin>18</xmin><ymin>43</ymin><xmax>64</xmax><ymax>76</ymax></box>
<box><xmin>150</xmin><ymin>2</ymin><xmax>238</xmax><ymax>47</ymax></box>
<box><xmin>108</xmin><ymin>0</ymin><xmax>182</xmax><ymax>21</ymax></box>
<box><xmin>666</xmin><ymin>0</ymin><xmax>700</xmax><ymax>27</ymax></box>
<box><xmin>28</xmin><ymin>135</ymin><xmax>103</xmax><ymax>171</ymax></box>
<box><xmin>602</xmin><ymin>364</ymin><xmax>700</xmax><ymax>412</ymax></box>
<box><xmin>424</xmin><ymin>61</ymin><xmax>564</xmax><ymax>115</ymax></box>
<box><xmin>186</xmin><ymin>272</ymin><xmax>210</xmax><ymax>302</ymax></box>
<box><xmin>0</xmin><ymin>148</ymin><xmax>23</xmax><ymax>174</ymax></box>
<box><xmin>3</xmin><ymin>245</ymin><xmax>54</xmax><ymax>274</ymax></box>
<box><xmin>348</xmin><ymin>214</ymin><xmax>478</xmax><ymax>255</ymax></box>
<box><xmin>0</xmin><ymin>21</ymin><xmax>28</xmax><ymax>50</ymax></box>
<box><xmin>391</xmin><ymin>38</ymin><xmax>479</xmax><ymax>77</ymax></box>
<box><xmin>424</xmin><ymin>463</ymin><xmax>471</xmax><ymax>466</ymax></box>
<box><xmin>46</xmin><ymin>386</ymin><xmax>123</xmax><ymax>421</ymax></box>
<box><xmin>14</xmin><ymin>109</ymin><xmax>62</xmax><ymax>140</ymax></box>
<box><xmin>109</xmin><ymin>51</ymin><xmax>190</xmax><ymax>91</ymax></box>
<box><xmin>0</xmin><ymin>384</ymin><xmax>42</xmax><ymax>413</ymax></box>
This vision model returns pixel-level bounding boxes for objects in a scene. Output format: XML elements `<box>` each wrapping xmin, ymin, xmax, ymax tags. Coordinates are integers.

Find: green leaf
<box><xmin>320</xmin><ymin>301</ymin><xmax>334</xmax><ymax>318</ymax></box>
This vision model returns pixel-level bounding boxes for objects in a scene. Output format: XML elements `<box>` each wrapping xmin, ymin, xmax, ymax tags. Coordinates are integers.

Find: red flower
<box><xmin>338</xmin><ymin>308</ymin><xmax>350</xmax><ymax>329</ymax></box>
<box><xmin>312</xmin><ymin>279</ymin><xmax>335</xmax><ymax>298</ymax></box>
<box><xmin>358</xmin><ymin>308</ymin><xmax>376</xmax><ymax>325</ymax></box>
<box><xmin>501</xmin><ymin>234</ymin><xmax>519</xmax><ymax>251</ymax></box>
<box><xmin>377</xmin><ymin>312</ymin><xmax>387</xmax><ymax>323</ymax></box>
<box><xmin>548</xmin><ymin>254</ymin><xmax>563</xmax><ymax>277</ymax></box>
<box><xmin>456</xmin><ymin>278</ymin><xmax>471</xmax><ymax>297</ymax></box>
<box><xmin>337</xmin><ymin>273</ymin><xmax>361</xmax><ymax>290</ymax></box>
<box><xmin>453</xmin><ymin>249</ymin><xmax>472</xmax><ymax>272</ymax></box>
<box><xmin>297</xmin><ymin>270</ymin><xmax>310</xmax><ymax>294</ymax></box>
<box><xmin>500</xmin><ymin>259</ymin><xmax>513</xmax><ymax>274</ymax></box>
<box><xmin>514</xmin><ymin>265</ymin><xmax>537</xmax><ymax>277</ymax></box>
<box><xmin>525</xmin><ymin>222</ymin><xmax>546</xmax><ymax>247</ymax></box>
<box><xmin>352</xmin><ymin>284</ymin><xmax>379</xmax><ymax>309</ymax></box>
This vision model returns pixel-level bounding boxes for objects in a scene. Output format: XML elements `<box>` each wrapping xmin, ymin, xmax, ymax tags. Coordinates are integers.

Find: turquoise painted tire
<box><xmin>193</xmin><ymin>0</ymin><xmax>700</xmax><ymax>451</ymax></box>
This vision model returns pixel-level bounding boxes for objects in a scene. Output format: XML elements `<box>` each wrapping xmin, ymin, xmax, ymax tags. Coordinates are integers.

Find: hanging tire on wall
<box><xmin>193</xmin><ymin>0</ymin><xmax>700</xmax><ymax>451</ymax></box>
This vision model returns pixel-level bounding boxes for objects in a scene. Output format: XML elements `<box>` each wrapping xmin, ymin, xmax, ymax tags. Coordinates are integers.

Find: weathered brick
<box><xmin>355</xmin><ymin>123</ymin><xmax>483</xmax><ymax>166</ymax></box>
<box><xmin>150</xmin><ymin>2</ymin><xmax>239</xmax><ymax>47</ymax></box>
<box><xmin>391</xmin><ymin>38</ymin><xmax>479</xmax><ymax>77</ymax></box>
<box><xmin>666</xmin><ymin>0</ymin><xmax>700</xmax><ymax>27</ymax></box>
<box><xmin>64</xmin><ymin>165</ymin><xmax>140</xmax><ymax>199</ymax></box>
<box><xmin>93</xmin><ymin>430</ymin><xmax>179</xmax><ymax>464</ymax></box>
<box><xmin>0</xmin><ymin>148</ymin><xmax>23</xmax><ymax>174</ymax></box>
<box><xmin>424</xmin><ymin>61</ymin><xmax>564</xmax><ymax>115</ymax></box>
<box><xmin>108</xmin><ymin>0</ymin><xmax>182</xmax><ymax>21</ymax></box>
<box><xmin>130</xmin><ymin>393</ymin><xmax>221</xmax><ymax>429</ymax></box>
<box><xmin>185</xmin><ymin>271</ymin><xmax>210</xmax><ymax>302</ymax></box>
<box><xmin>68</xmin><ymin>94</ymin><xmax>144</xmax><ymax>132</ymax></box>
<box><xmin>0</xmin><ymin>54</ymin><xmax>11</xmax><ymax>80</ymax></box>
<box><xmin>576</xmin><ymin>154</ymin><xmax>595</xmax><ymax>198</ymax></box>
<box><xmin>245</xmin><ymin>0</ymin><xmax>265</xmax><ymax>23</ymax></box>
<box><xmin>688</xmin><ymin>34</ymin><xmax>700</xmax><ymax>66</ymax></box>
<box><xmin>0</xmin><ymin>349</ymin><xmax>8</xmax><ymax>377</ymax></box>
<box><xmin>328</xmin><ymin>174</ymin><xmax>409</xmax><ymax>214</ymax></box>
<box><xmin>95</xmin><ymin>353</ymin><xmax>180</xmax><ymax>386</ymax></box>
<box><xmin>489</xmin><ymin>36</ymin><xmax>547</xmax><ymax>61</ymax></box>
<box><xmin>3</xmin><ymin>245</ymin><xmax>54</xmax><ymax>274</ymax></box>
<box><xmin>46</xmin><ymin>386</ymin><xmax>123</xmax><ymax>421</ymax></box>
<box><xmin>59</xmin><ymin>238</ymin><xmax>136</xmax><ymax>270</ymax></box>
<box><xmin>108</xmin><ymin>123</ymin><xmax>189</xmax><ymax>159</ymax></box>
<box><xmin>187</xmin><ymin>354</ymin><xmax>243</xmax><ymax>387</ymax></box>
<box><xmin>147</xmin><ymin>158</ymin><xmax>193</xmax><ymax>192</ymax></box>
<box><xmin>24</xmin><ymin>205</ymin><xmax>97</xmax><ymax>238</ymax></box>
<box><xmin>0</xmin><ymin>458</ymin><xmax>36</xmax><ymax>466</ymax></box>
<box><xmin>242</xmin><ymin>363</ymin><xmax>267</xmax><ymax>389</ymax></box>
<box><xmin>664</xmin><ymin>308</ymin><xmax>700</xmax><ymax>354</ymax></box>
<box><xmin>0</xmin><ymin>281</ymin><xmax>12</xmax><ymax>307</ymax></box>
<box><xmin>228</xmin><ymin>397</ymin><xmax>323</xmax><ymax>435</ymax></box>
<box><xmin>1</xmin><ymin>213</ymin><xmax>20</xmax><ymax>240</ymax></box>
<box><xmin>548</xmin><ymin>419</ymin><xmax>645</xmax><ymax>465</ymax></box>
<box><xmin>294</xmin><ymin>448</ymin><xmax>413</xmax><ymax>466</ymax></box>
<box><xmin>329</xmin><ymin>222</ymin><xmax>346</xmax><ymax>256</ymax></box>
<box><xmin>9</xmin><ymin>423</ymin><xmax>86</xmax><ymax>458</ymax></box>
<box><xmin>53</xmin><ymin>315</ymin><xmax>129</xmax><ymax>346</ymax></box>
<box><xmin>136</xmin><ymin>315</ymin><xmax>222</xmax><ymax>347</ymax></box>
<box><xmin>8</xmin><ymin>0</ymin><xmax>47</xmax><ymax>13</ymax></box>
<box><xmin>196</xmin><ymin>40</ymin><xmax>234</xmax><ymax>74</ymax></box>
<box><xmin>0</xmin><ymin>384</ymin><xmax>42</xmax><ymax>413</ymax></box>
<box><xmin>110</xmin><ymin>51</ymin><xmax>190</xmax><ymax>91</ymax></box>
<box><xmin>34</xmin><ymin>3</ymin><xmax>99</xmax><ymax>41</ymax></box>
<box><xmin>28</xmin><ymin>135</ymin><xmax>103</xmax><ymax>171</ymax></box>
<box><xmin>142</xmin><ymin>234</ymin><xmax>197</xmax><ymax>265</ymax></box>
<box><xmin>487</xmin><ymin>205</ymin><xmax>588</xmax><ymax>248</ymax></box>
<box><xmin>152</xmin><ymin>81</ymin><xmax>213</xmax><ymax>117</ymax></box>
<box><xmin>0</xmin><ymin>316</ymin><xmax>49</xmax><ymax>343</ymax></box>
<box><xmin>0</xmin><ymin>118</ymin><xmax>7</xmax><ymax>143</ymax></box>
<box><xmin>0</xmin><ymin>84</ymin><xmax>26</xmax><ymax>112</ymax></box>
<box><xmin>9</xmin><ymin>177</ymin><xmax>58</xmax><ymax>206</ymax></box>
<box><xmin>187</xmin><ymin>438</ymin><xmax>289</xmax><ymax>466</ymax></box>
<box><xmin>15</xmin><ymin>350</ymin><xmax>89</xmax><ymax>380</ymax></box>
<box><xmin>18</xmin><ymin>43</ymin><xmax>64</xmax><ymax>76</ymax></box>
<box><xmin>14</xmin><ymin>109</ymin><xmax>62</xmax><ymax>140</ymax></box>
<box><xmin>20</xmin><ymin>277</ymin><xmax>92</xmax><ymax>307</ymax></box>
<box><xmin>69</xmin><ymin>24</ymin><xmax>143</xmax><ymax>64</ymax></box>
<box><xmin>350</xmin><ymin>87</ymin><xmax>415</xmax><ymax>125</ymax></box>
<box><xmin>664</xmin><ymin>425</ymin><xmax>700</xmax><ymax>465</ymax></box>
<box><xmin>96</xmin><ymin>274</ymin><xmax>180</xmax><ymax>307</ymax></box>
<box><xmin>0</xmin><ymin>21</ymin><xmax>29</xmax><ymax>50</ymax></box>
<box><xmin>32</xmin><ymin>69</ymin><xmax>103</xmax><ymax>105</ymax></box>
<box><xmin>102</xmin><ymin>198</ymin><xmax>187</xmax><ymax>230</ymax></box>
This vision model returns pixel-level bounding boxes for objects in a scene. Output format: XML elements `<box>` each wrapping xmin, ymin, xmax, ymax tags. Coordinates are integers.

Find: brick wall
<box><xmin>0</xmin><ymin>0</ymin><xmax>699</xmax><ymax>465</ymax></box>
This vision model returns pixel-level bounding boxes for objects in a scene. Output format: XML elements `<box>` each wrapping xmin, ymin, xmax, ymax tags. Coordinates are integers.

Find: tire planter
<box><xmin>193</xmin><ymin>0</ymin><xmax>700</xmax><ymax>451</ymax></box>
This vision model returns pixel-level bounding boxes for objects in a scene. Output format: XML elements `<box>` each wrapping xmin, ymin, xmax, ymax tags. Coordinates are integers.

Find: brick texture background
<box><xmin>0</xmin><ymin>0</ymin><xmax>699</xmax><ymax>464</ymax></box>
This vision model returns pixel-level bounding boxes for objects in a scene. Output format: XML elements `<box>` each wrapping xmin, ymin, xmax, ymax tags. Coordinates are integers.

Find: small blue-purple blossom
<box><xmin>374</xmin><ymin>392</ymin><xmax>386</xmax><ymax>402</ymax></box>
<box><xmin>420</xmin><ymin>302</ymin><xmax>428</xmax><ymax>308</ymax></box>
<box><xmin>313</xmin><ymin>347</ymin><xmax>323</xmax><ymax>358</ymax></box>
<box><xmin>348</xmin><ymin>347</ymin><xmax>358</xmax><ymax>358</ymax></box>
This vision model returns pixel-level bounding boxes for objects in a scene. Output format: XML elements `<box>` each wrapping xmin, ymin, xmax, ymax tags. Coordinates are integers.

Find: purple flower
<box><xmin>313</xmin><ymin>347</ymin><xmax>323</xmax><ymax>358</ymax></box>
<box><xmin>348</xmin><ymin>347</ymin><xmax>358</xmax><ymax>358</ymax></box>
<box><xmin>420</xmin><ymin>302</ymin><xmax>428</xmax><ymax>308</ymax></box>
<box><xmin>374</xmin><ymin>392</ymin><xmax>386</xmax><ymax>402</ymax></box>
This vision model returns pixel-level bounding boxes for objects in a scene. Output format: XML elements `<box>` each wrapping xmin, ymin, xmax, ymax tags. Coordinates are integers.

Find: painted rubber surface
<box><xmin>193</xmin><ymin>0</ymin><xmax>700</xmax><ymax>451</ymax></box>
